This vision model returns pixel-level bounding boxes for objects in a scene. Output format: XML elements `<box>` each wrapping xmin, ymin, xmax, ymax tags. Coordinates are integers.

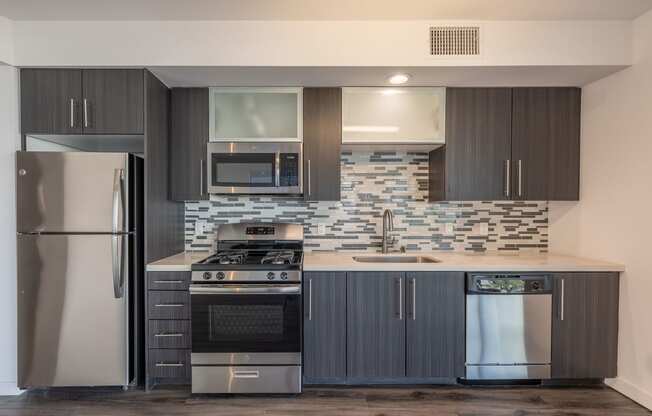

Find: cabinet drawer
<box><xmin>148</xmin><ymin>291</ymin><xmax>190</xmax><ymax>320</ymax></box>
<box><xmin>148</xmin><ymin>320</ymin><xmax>190</xmax><ymax>349</ymax></box>
<box><xmin>147</xmin><ymin>271</ymin><xmax>190</xmax><ymax>291</ymax></box>
<box><xmin>148</xmin><ymin>349</ymin><xmax>190</xmax><ymax>379</ymax></box>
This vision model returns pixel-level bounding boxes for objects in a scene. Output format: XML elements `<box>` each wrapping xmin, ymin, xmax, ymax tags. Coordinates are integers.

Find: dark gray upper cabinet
<box><xmin>430</xmin><ymin>88</ymin><xmax>512</xmax><ymax>201</ymax></box>
<box><xmin>20</xmin><ymin>68</ymin><xmax>144</xmax><ymax>135</ymax></box>
<box><xmin>81</xmin><ymin>69</ymin><xmax>144</xmax><ymax>135</ymax></box>
<box><xmin>347</xmin><ymin>272</ymin><xmax>406</xmax><ymax>379</ymax></box>
<box><xmin>512</xmin><ymin>87</ymin><xmax>581</xmax><ymax>201</ymax></box>
<box><xmin>552</xmin><ymin>273</ymin><xmax>619</xmax><ymax>379</ymax></box>
<box><xmin>302</xmin><ymin>272</ymin><xmax>347</xmax><ymax>383</ymax></box>
<box><xmin>430</xmin><ymin>87</ymin><xmax>581</xmax><ymax>202</ymax></box>
<box><xmin>21</xmin><ymin>69</ymin><xmax>83</xmax><ymax>135</ymax></box>
<box><xmin>169</xmin><ymin>88</ymin><xmax>209</xmax><ymax>201</ymax></box>
<box><xmin>303</xmin><ymin>88</ymin><xmax>341</xmax><ymax>201</ymax></box>
<box><xmin>405</xmin><ymin>272</ymin><xmax>465</xmax><ymax>378</ymax></box>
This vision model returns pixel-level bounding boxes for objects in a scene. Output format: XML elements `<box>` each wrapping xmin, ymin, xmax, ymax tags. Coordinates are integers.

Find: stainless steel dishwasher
<box><xmin>465</xmin><ymin>273</ymin><xmax>552</xmax><ymax>380</ymax></box>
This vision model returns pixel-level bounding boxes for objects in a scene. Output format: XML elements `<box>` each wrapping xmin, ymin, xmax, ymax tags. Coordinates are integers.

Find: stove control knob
<box><xmin>202</xmin><ymin>272</ymin><xmax>212</xmax><ymax>280</ymax></box>
<box><xmin>267</xmin><ymin>272</ymin><xmax>276</xmax><ymax>280</ymax></box>
<box><xmin>280</xmin><ymin>272</ymin><xmax>288</xmax><ymax>280</ymax></box>
<box><xmin>216</xmin><ymin>272</ymin><xmax>225</xmax><ymax>280</ymax></box>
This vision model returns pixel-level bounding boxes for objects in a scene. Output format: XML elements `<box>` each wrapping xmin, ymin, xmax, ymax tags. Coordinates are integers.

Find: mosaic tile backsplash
<box><xmin>185</xmin><ymin>151</ymin><xmax>548</xmax><ymax>253</ymax></box>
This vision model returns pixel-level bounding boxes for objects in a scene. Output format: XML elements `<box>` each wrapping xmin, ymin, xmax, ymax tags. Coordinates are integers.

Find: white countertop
<box><xmin>147</xmin><ymin>250</ymin><xmax>624</xmax><ymax>273</ymax></box>
<box><xmin>146</xmin><ymin>251</ymin><xmax>209</xmax><ymax>272</ymax></box>
<box><xmin>304</xmin><ymin>251</ymin><xmax>624</xmax><ymax>272</ymax></box>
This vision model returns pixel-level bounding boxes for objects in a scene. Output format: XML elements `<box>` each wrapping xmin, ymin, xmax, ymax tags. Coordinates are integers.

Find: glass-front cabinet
<box><xmin>342</xmin><ymin>87</ymin><xmax>446</xmax><ymax>144</ymax></box>
<box><xmin>209</xmin><ymin>87</ymin><xmax>303</xmax><ymax>142</ymax></box>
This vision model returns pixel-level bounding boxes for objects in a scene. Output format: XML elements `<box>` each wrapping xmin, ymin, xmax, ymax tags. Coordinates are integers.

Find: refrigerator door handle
<box><xmin>112</xmin><ymin>169</ymin><xmax>126</xmax><ymax>299</ymax></box>
<box><xmin>112</xmin><ymin>234</ymin><xmax>125</xmax><ymax>298</ymax></box>
<box><xmin>112</xmin><ymin>169</ymin><xmax>125</xmax><ymax>234</ymax></box>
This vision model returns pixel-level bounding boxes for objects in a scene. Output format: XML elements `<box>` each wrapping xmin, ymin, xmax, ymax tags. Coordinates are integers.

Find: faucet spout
<box><xmin>382</xmin><ymin>209</ymin><xmax>395</xmax><ymax>254</ymax></box>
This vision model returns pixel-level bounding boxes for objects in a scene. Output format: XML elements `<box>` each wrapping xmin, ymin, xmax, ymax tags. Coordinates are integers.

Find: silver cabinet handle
<box><xmin>411</xmin><ymin>278</ymin><xmax>416</xmax><ymax>321</ymax></box>
<box><xmin>518</xmin><ymin>159</ymin><xmax>523</xmax><ymax>198</ymax></box>
<box><xmin>69</xmin><ymin>98</ymin><xmax>75</xmax><ymax>127</ymax></box>
<box><xmin>504</xmin><ymin>160</ymin><xmax>511</xmax><ymax>198</ymax></box>
<box><xmin>232</xmin><ymin>370</ymin><xmax>260</xmax><ymax>379</ymax></box>
<box><xmin>200</xmin><ymin>160</ymin><xmax>204</xmax><ymax>196</ymax></box>
<box><xmin>153</xmin><ymin>280</ymin><xmax>183</xmax><ymax>284</ymax></box>
<box><xmin>275</xmin><ymin>152</ymin><xmax>281</xmax><ymax>187</ymax></box>
<box><xmin>154</xmin><ymin>333</ymin><xmax>184</xmax><ymax>338</ymax></box>
<box><xmin>155</xmin><ymin>362</ymin><xmax>184</xmax><ymax>367</ymax></box>
<box><xmin>308</xmin><ymin>278</ymin><xmax>313</xmax><ymax>321</ymax></box>
<box><xmin>397</xmin><ymin>278</ymin><xmax>403</xmax><ymax>320</ymax></box>
<box><xmin>307</xmin><ymin>159</ymin><xmax>312</xmax><ymax>197</ymax></box>
<box><xmin>155</xmin><ymin>304</ymin><xmax>185</xmax><ymax>307</ymax></box>
<box><xmin>83</xmin><ymin>98</ymin><xmax>89</xmax><ymax>128</ymax></box>
<box><xmin>560</xmin><ymin>279</ymin><xmax>565</xmax><ymax>321</ymax></box>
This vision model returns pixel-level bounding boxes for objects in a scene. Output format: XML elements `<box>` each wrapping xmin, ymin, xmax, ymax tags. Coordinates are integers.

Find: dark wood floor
<box><xmin>0</xmin><ymin>385</ymin><xmax>649</xmax><ymax>416</ymax></box>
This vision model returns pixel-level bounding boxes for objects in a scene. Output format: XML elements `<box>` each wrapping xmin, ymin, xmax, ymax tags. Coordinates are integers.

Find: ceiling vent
<box><xmin>430</xmin><ymin>26</ymin><xmax>480</xmax><ymax>56</ymax></box>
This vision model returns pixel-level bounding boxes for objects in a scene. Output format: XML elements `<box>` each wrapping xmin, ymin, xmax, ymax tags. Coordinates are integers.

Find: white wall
<box><xmin>549</xmin><ymin>8</ymin><xmax>652</xmax><ymax>410</ymax></box>
<box><xmin>0</xmin><ymin>17</ymin><xmax>14</xmax><ymax>65</ymax></box>
<box><xmin>0</xmin><ymin>63</ymin><xmax>20</xmax><ymax>396</ymax></box>
<box><xmin>11</xmin><ymin>20</ymin><xmax>631</xmax><ymax>67</ymax></box>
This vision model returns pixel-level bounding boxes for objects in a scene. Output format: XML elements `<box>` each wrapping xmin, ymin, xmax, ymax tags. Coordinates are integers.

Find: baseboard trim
<box><xmin>606</xmin><ymin>377</ymin><xmax>652</xmax><ymax>411</ymax></box>
<box><xmin>0</xmin><ymin>382</ymin><xmax>22</xmax><ymax>396</ymax></box>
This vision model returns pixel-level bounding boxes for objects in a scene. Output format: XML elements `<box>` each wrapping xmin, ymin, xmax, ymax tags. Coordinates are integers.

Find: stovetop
<box><xmin>193</xmin><ymin>249</ymin><xmax>303</xmax><ymax>271</ymax></box>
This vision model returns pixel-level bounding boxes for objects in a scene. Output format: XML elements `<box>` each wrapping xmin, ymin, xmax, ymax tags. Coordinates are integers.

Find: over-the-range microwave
<box><xmin>206</xmin><ymin>142</ymin><xmax>302</xmax><ymax>195</ymax></box>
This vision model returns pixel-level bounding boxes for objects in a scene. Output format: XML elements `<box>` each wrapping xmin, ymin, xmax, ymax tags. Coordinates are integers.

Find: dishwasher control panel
<box><xmin>467</xmin><ymin>274</ymin><xmax>552</xmax><ymax>294</ymax></box>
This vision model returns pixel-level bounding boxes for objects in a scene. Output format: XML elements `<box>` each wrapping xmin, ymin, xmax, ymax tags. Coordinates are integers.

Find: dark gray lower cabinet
<box><xmin>406</xmin><ymin>272</ymin><xmax>465</xmax><ymax>378</ymax></box>
<box><xmin>347</xmin><ymin>272</ymin><xmax>405</xmax><ymax>379</ymax></box>
<box><xmin>302</xmin><ymin>272</ymin><xmax>347</xmax><ymax>383</ymax></box>
<box><xmin>552</xmin><ymin>273</ymin><xmax>619</xmax><ymax>379</ymax></box>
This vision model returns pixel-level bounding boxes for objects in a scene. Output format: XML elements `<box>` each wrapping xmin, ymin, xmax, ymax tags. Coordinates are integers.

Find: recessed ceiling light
<box><xmin>388</xmin><ymin>73</ymin><xmax>410</xmax><ymax>85</ymax></box>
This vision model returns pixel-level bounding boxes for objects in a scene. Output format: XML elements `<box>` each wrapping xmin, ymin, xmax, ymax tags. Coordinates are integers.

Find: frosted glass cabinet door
<box><xmin>209</xmin><ymin>87</ymin><xmax>302</xmax><ymax>142</ymax></box>
<box><xmin>342</xmin><ymin>87</ymin><xmax>445</xmax><ymax>144</ymax></box>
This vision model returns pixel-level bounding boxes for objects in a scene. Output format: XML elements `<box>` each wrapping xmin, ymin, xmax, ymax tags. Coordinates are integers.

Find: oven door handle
<box><xmin>189</xmin><ymin>285</ymin><xmax>301</xmax><ymax>295</ymax></box>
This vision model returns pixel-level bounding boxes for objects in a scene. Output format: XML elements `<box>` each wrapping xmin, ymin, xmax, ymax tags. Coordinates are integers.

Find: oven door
<box><xmin>207</xmin><ymin>142</ymin><xmax>302</xmax><ymax>194</ymax></box>
<box><xmin>189</xmin><ymin>284</ymin><xmax>301</xmax><ymax>365</ymax></box>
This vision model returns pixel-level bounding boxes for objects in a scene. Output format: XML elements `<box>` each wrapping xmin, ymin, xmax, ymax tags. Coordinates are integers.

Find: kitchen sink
<box><xmin>352</xmin><ymin>256</ymin><xmax>441</xmax><ymax>264</ymax></box>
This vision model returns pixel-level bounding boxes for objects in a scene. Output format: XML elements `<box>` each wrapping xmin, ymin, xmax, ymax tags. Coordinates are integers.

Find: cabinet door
<box><xmin>406</xmin><ymin>272</ymin><xmax>465</xmax><ymax>378</ymax></box>
<box><xmin>347</xmin><ymin>272</ymin><xmax>405</xmax><ymax>379</ymax></box>
<box><xmin>512</xmin><ymin>88</ymin><xmax>581</xmax><ymax>200</ymax></box>
<box><xmin>303</xmin><ymin>272</ymin><xmax>347</xmax><ymax>382</ymax></box>
<box><xmin>169</xmin><ymin>88</ymin><xmax>209</xmax><ymax>201</ymax></box>
<box><xmin>430</xmin><ymin>88</ymin><xmax>512</xmax><ymax>201</ymax></box>
<box><xmin>20</xmin><ymin>69</ymin><xmax>82</xmax><ymax>134</ymax></box>
<box><xmin>303</xmin><ymin>88</ymin><xmax>341</xmax><ymax>201</ymax></box>
<box><xmin>81</xmin><ymin>69</ymin><xmax>144</xmax><ymax>134</ymax></box>
<box><xmin>552</xmin><ymin>273</ymin><xmax>619</xmax><ymax>379</ymax></box>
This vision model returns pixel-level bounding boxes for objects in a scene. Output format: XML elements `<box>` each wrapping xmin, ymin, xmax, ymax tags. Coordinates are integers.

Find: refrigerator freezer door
<box><xmin>17</xmin><ymin>234</ymin><xmax>129</xmax><ymax>388</ymax></box>
<box><xmin>16</xmin><ymin>151</ymin><xmax>128</xmax><ymax>233</ymax></box>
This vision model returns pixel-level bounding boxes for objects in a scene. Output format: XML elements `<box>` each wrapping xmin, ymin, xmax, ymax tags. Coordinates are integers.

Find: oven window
<box><xmin>211</xmin><ymin>153</ymin><xmax>275</xmax><ymax>187</ymax></box>
<box><xmin>209</xmin><ymin>304</ymin><xmax>283</xmax><ymax>338</ymax></box>
<box><xmin>192</xmin><ymin>293</ymin><xmax>300</xmax><ymax>353</ymax></box>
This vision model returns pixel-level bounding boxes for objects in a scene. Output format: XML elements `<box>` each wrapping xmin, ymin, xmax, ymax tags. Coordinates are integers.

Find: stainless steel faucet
<box><xmin>381</xmin><ymin>208</ymin><xmax>395</xmax><ymax>254</ymax></box>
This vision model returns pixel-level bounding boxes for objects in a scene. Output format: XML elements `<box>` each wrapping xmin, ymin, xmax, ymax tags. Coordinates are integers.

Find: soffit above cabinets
<box><xmin>148</xmin><ymin>66</ymin><xmax>626</xmax><ymax>89</ymax></box>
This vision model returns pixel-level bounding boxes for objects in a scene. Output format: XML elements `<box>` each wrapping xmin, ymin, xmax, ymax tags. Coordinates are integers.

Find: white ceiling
<box><xmin>149</xmin><ymin>66</ymin><xmax>628</xmax><ymax>88</ymax></box>
<box><xmin>1</xmin><ymin>0</ymin><xmax>651</xmax><ymax>21</ymax></box>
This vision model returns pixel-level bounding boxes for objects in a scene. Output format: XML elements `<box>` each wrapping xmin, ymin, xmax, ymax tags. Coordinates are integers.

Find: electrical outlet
<box><xmin>443</xmin><ymin>223</ymin><xmax>455</xmax><ymax>236</ymax></box>
<box><xmin>317</xmin><ymin>224</ymin><xmax>326</xmax><ymax>235</ymax></box>
<box><xmin>479</xmin><ymin>223</ymin><xmax>489</xmax><ymax>236</ymax></box>
<box><xmin>194</xmin><ymin>221</ymin><xmax>205</xmax><ymax>235</ymax></box>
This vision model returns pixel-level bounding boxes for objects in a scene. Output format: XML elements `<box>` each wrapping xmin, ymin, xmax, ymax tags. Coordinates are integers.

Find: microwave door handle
<box><xmin>275</xmin><ymin>152</ymin><xmax>281</xmax><ymax>187</ymax></box>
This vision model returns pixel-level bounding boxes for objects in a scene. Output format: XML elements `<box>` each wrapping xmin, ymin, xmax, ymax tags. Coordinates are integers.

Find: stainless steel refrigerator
<box><xmin>16</xmin><ymin>151</ymin><xmax>143</xmax><ymax>389</ymax></box>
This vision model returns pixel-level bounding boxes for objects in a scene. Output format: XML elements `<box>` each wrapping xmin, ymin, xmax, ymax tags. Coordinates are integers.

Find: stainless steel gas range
<box><xmin>189</xmin><ymin>223</ymin><xmax>303</xmax><ymax>394</ymax></box>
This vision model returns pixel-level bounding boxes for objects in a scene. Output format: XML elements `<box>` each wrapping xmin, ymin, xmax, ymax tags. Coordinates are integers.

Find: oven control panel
<box><xmin>192</xmin><ymin>270</ymin><xmax>301</xmax><ymax>283</ymax></box>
